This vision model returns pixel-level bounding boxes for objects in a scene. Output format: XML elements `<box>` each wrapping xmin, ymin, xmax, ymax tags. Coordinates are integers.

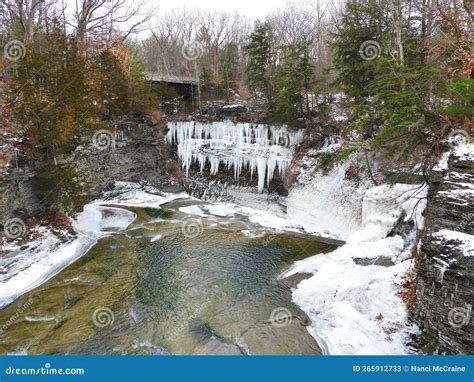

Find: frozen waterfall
<box><xmin>166</xmin><ymin>121</ymin><xmax>304</xmax><ymax>193</ymax></box>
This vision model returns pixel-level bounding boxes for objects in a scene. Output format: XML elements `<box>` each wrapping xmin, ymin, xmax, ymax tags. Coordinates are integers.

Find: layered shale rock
<box><xmin>411</xmin><ymin>145</ymin><xmax>474</xmax><ymax>354</ymax></box>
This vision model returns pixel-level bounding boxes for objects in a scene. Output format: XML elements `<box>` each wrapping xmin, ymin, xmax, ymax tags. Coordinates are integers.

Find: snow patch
<box><xmin>453</xmin><ymin>143</ymin><xmax>474</xmax><ymax>161</ymax></box>
<box><xmin>433</xmin><ymin>151</ymin><xmax>451</xmax><ymax>172</ymax></box>
<box><xmin>432</xmin><ymin>230</ymin><xmax>474</xmax><ymax>257</ymax></box>
<box><xmin>0</xmin><ymin>204</ymin><xmax>136</xmax><ymax>308</ymax></box>
<box><xmin>150</xmin><ymin>235</ymin><xmax>162</xmax><ymax>242</ymax></box>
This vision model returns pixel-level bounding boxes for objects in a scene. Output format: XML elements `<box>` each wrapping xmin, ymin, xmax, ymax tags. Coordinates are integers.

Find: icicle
<box><xmin>169</xmin><ymin>121</ymin><xmax>304</xmax><ymax>192</ymax></box>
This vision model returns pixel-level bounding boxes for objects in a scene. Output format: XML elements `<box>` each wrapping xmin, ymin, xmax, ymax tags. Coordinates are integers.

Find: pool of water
<box><xmin>0</xmin><ymin>200</ymin><xmax>336</xmax><ymax>355</ymax></box>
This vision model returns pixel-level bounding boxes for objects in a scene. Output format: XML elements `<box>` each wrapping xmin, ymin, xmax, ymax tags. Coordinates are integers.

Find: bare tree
<box><xmin>72</xmin><ymin>0</ymin><xmax>154</xmax><ymax>46</ymax></box>
<box><xmin>145</xmin><ymin>8</ymin><xmax>250</xmax><ymax>85</ymax></box>
<box><xmin>0</xmin><ymin>0</ymin><xmax>55</xmax><ymax>43</ymax></box>
<box><xmin>267</xmin><ymin>0</ymin><xmax>334</xmax><ymax>78</ymax></box>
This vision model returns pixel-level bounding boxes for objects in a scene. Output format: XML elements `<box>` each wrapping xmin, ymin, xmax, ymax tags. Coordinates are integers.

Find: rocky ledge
<box><xmin>411</xmin><ymin>145</ymin><xmax>474</xmax><ymax>354</ymax></box>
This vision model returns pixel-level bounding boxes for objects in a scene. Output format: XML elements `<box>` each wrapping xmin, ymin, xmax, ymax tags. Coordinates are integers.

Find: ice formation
<box><xmin>166</xmin><ymin>121</ymin><xmax>305</xmax><ymax>192</ymax></box>
<box><xmin>284</xmin><ymin>183</ymin><xmax>428</xmax><ymax>355</ymax></box>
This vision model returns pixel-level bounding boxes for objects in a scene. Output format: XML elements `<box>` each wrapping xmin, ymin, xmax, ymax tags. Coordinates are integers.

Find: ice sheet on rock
<box><xmin>102</xmin><ymin>181</ymin><xmax>194</xmax><ymax>208</ymax></box>
<box><xmin>0</xmin><ymin>204</ymin><xmax>136</xmax><ymax>308</ymax></box>
<box><xmin>287</xmin><ymin>158</ymin><xmax>372</xmax><ymax>240</ymax></box>
<box><xmin>283</xmin><ymin>183</ymin><xmax>428</xmax><ymax>355</ymax></box>
<box><xmin>178</xmin><ymin>205</ymin><xmax>209</xmax><ymax>217</ymax></box>
<box><xmin>177</xmin><ymin>202</ymin><xmax>305</xmax><ymax>235</ymax></box>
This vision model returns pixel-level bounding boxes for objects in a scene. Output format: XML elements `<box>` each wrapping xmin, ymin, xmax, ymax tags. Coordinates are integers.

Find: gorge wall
<box><xmin>0</xmin><ymin>121</ymin><xmax>179</xmax><ymax>223</ymax></box>
<box><xmin>410</xmin><ymin>146</ymin><xmax>474</xmax><ymax>354</ymax></box>
<box><xmin>1</xmin><ymin>116</ymin><xmax>473</xmax><ymax>355</ymax></box>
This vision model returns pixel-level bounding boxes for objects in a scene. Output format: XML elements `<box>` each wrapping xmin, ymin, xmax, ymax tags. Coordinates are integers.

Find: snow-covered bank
<box><xmin>0</xmin><ymin>182</ymin><xmax>192</xmax><ymax>308</ymax></box>
<box><xmin>282</xmin><ymin>183</ymin><xmax>428</xmax><ymax>355</ymax></box>
<box><xmin>0</xmin><ymin>205</ymin><xmax>135</xmax><ymax>308</ymax></box>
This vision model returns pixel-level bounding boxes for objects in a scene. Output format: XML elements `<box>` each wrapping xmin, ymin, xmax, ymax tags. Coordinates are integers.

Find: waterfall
<box><xmin>166</xmin><ymin>121</ymin><xmax>304</xmax><ymax>193</ymax></box>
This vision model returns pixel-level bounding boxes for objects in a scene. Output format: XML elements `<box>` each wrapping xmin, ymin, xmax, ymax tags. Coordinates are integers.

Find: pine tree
<box><xmin>220</xmin><ymin>42</ymin><xmax>239</xmax><ymax>102</ymax></box>
<box><xmin>245</xmin><ymin>21</ymin><xmax>276</xmax><ymax>106</ymax></box>
<box><xmin>12</xmin><ymin>19</ymin><xmax>95</xmax><ymax>159</ymax></box>
<box><xmin>272</xmin><ymin>40</ymin><xmax>315</xmax><ymax>126</ymax></box>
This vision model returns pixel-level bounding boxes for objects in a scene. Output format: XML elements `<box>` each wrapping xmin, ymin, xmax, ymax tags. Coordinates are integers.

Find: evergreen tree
<box><xmin>89</xmin><ymin>50</ymin><xmax>129</xmax><ymax>117</ymax></box>
<box><xmin>272</xmin><ymin>40</ymin><xmax>315</xmax><ymax>126</ymax></box>
<box><xmin>245</xmin><ymin>21</ymin><xmax>276</xmax><ymax>106</ymax></box>
<box><xmin>331</xmin><ymin>0</ymin><xmax>390</xmax><ymax>100</ymax></box>
<box><xmin>12</xmin><ymin>19</ymin><xmax>95</xmax><ymax>159</ymax></box>
<box><xmin>220</xmin><ymin>42</ymin><xmax>240</xmax><ymax>102</ymax></box>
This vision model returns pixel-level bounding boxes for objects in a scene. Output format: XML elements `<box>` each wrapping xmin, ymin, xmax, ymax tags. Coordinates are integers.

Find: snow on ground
<box><xmin>0</xmin><ymin>182</ymin><xmax>191</xmax><ymax>308</ymax></box>
<box><xmin>102</xmin><ymin>181</ymin><xmax>193</xmax><ymax>208</ymax></box>
<box><xmin>0</xmin><ymin>204</ymin><xmax>136</xmax><ymax>308</ymax></box>
<box><xmin>282</xmin><ymin>183</ymin><xmax>428</xmax><ymax>355</ymax></box>
<box><xmin>433</xmin><ymin>151</ymin><xmax>451</xmax><ymax>172</ymax></box>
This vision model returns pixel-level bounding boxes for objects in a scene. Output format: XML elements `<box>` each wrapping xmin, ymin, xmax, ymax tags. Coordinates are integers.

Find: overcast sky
<box><xmin>122</xmin><ymin>0</ymin><xmax>291</xmax><ymax>39</ymax></box>
<box><xmin>62</xmin><ymin>0</ymin><xmax>293</xmax><ymax>40</ymax></box>
<box><xmin>153</xmin><ymin>0</ymin><xmax>290</xmax><ymax>19</ymax></box>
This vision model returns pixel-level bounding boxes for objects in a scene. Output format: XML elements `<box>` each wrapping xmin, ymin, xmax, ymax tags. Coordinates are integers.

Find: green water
<box><xmin>0</xmin><ymin>201</ymin><xmax>336</xmax><ymax>355</ymax></box>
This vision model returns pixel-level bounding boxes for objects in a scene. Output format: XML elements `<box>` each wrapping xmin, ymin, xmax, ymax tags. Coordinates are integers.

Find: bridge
<box><xmin>146</xmin><ymin>72</ymin><xmax>199</xmax><ymax>98</ymax></box>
